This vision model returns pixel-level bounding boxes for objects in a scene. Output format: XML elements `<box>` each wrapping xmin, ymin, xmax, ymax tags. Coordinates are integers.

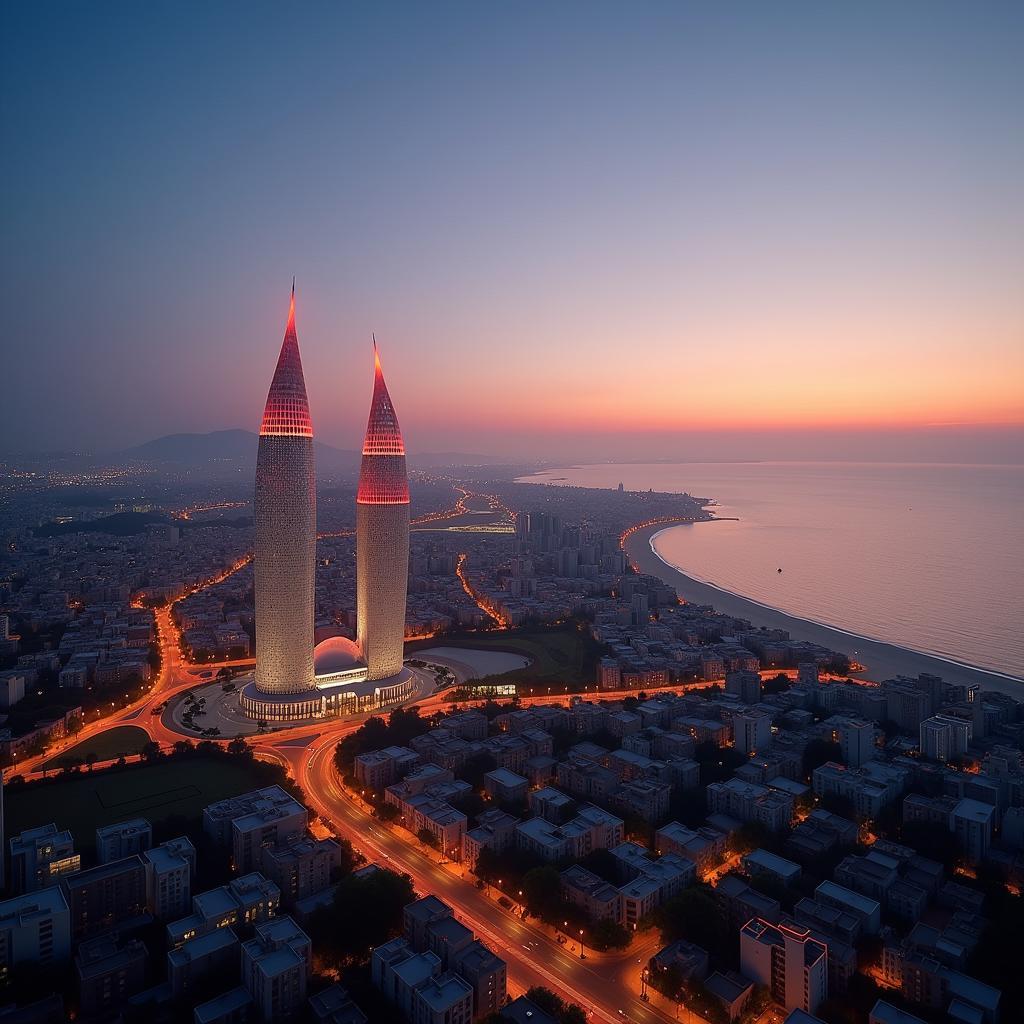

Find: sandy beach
<box><xmin>625</xmin><ymin>523</ymin><xmax>1024</xmax><ymax>699</ymax></box>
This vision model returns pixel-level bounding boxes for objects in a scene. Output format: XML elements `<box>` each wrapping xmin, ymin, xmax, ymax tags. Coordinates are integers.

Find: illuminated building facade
<box><xmin>243</xmin><ymin>286</ymin><xmax>317</xmax><ymax>718</ymax></box>
<box><xmin>241</xmin><ymin>307</ymin><xmax>415</xmax><ymax>722</ymax></box>
<box><xmin>356</xmin><ymin>342</ymin><xmax>410</xmax><ymax>681</ymax></box>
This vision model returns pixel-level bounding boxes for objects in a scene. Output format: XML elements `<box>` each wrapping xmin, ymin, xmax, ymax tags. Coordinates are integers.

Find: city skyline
<box><xmin>2</xmin><ymin>3</ymin><xmax>1023</xmax><ymax>462</ymax></box>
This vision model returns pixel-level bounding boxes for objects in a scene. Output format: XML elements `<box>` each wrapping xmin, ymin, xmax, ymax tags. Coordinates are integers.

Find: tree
<box><xmin>695</xmin><ymin>740</ymin><xmax>747</xmax><ymax>786</ymax></box>
<box><xmin>307</xmin><ymin>868</ymin><xmax>416</xmax><ymax>962</ymax></box>
<box><xmin>173</xmin><ymin>740</ymin><xmax>195</xmax><ymax>756</ymax></box>
<box><xmin>802</xmin><ymin>738</ymin><xmax>842</xmax><ymax>777</ymax></box>
<box><xmin>652</xmin><ymin>887</ymin><xmax>731</xmax><ymax>962</ymax></box>
<box><xmin>461</xmin><ymin>752</ymin><xmax>498</xmax><ymax>790</ymax></box>
<box><xmin>417</xmin><ymin>828</ymin><xmax>439</xmax><ymax>848</ymax></box>
<box><xmin>524</xmin><ymin>987</ymin><xmax>587</xmax><ymax>1024</ymax></box>
<box><xmin>899</xmin><ymin>820</ymin><xmax>962</xmax><ymax>869</ymax></box>
<box><xmin>227</xmin><ymin>737</ymin><xmax>252</xmax><ymax>757</ymax></box>
<box><xmin>140</xmin><ymin>741</ymin><xmax>162</xmax><ymax>762</ymax></box>
<box><xmin>762</xmin><ymin>673</ymin><xmax>791</xmax><ymax>695</ymax></box>
<box><xmin>729</xmin><ymin>821</ymin><xmax>775</xmax><ymax>857</ymax></box>
<box><xmin>587</xmin><ymin>916</ymin><xmax>630</xmax><ymax>951</ymax></box>
<box><xmin>521</xmin><ymin>865</ymin><xmax>562</xmax><ymax>917</ymax></box>
<box><xmin>85</xmin><ymin>752</ymin><xmax>98</xmax><ymax>772</ymax></box>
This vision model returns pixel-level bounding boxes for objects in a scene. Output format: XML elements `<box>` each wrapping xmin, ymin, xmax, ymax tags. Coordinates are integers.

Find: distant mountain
<box><xmin>122</xmin><ymin>430</ymin><xmax>360</xmax><ymax>475</ymax></box>
<box><xmin>124</xmin><ymin>429</ymin><xmax>258</xmax><ymax>463</ymax></box>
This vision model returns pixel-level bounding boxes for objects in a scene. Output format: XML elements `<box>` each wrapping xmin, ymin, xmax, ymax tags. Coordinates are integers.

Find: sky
<box><xmin>2</xmin><ymin>2</ymin><xmax>1022</xmax><ymax>462</ymax></box>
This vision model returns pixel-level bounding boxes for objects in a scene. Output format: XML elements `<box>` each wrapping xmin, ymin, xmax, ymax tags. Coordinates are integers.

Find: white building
<box><xmin>740</xmin><ymin>919</ymin><xmax>828</xmax><ymax>1014</ymax></box>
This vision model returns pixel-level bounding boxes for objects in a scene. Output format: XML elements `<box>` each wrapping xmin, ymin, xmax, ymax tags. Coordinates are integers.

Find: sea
<box><xmin>519</xmin><ymin>461</ymin><xmax>1024</xmax><ymax>681</ymax></box>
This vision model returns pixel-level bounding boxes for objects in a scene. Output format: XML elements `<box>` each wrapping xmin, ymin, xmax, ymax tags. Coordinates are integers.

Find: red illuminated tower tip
<box><xmin>362</xmin><ymin>338</ymin><xmax>405</xmax><ymax>456</ymax></box>
<box><xmin>260</xmin><ymin>281</ymin><xmax>312</xmax><ymax>437</ymax></box>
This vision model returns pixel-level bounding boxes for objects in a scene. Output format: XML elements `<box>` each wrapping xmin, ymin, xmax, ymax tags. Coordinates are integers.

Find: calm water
<box><xmin>520</xmin><ymin>462</ymin><xmax>1024</xmax><ymax>680</ymax></box>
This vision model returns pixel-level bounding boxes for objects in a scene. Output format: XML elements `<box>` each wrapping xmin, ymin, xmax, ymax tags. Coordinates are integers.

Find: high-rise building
<box><xmin>356</xmin><ymin>342</ymin><xmax>410</xmax><ymax>681</ymax></box>
<box><xmin>243</xmin><ymin>285</ymin><xmax>317</xmax><ymax>720</ymax></box>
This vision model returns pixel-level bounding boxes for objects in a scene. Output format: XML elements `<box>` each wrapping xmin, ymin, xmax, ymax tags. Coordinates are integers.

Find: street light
<box><xmin>579</xmin><ymin>929</ymin><xmax>585</xmax><ymax>959</ymax></box>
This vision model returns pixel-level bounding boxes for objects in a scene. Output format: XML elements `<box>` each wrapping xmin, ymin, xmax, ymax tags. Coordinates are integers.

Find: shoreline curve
<box><xmin>624</xmin><ymin>522</ymin><xmax>1023</xmax><ymax>698</ymax></box>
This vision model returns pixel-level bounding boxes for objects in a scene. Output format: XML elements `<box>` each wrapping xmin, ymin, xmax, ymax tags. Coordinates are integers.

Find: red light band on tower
<box><xmin>260</xmin><ymin>286</ymin><xmax>314</xmax><ymax>438</ymax></box>
<box><xmin>357</xmin><ymin>341</ymin><xmax>409</xmax><ymax>504</ymax></box>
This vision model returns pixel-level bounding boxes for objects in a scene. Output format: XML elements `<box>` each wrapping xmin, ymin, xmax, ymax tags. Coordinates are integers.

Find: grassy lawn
<box><xmin>414</xmin><ymin>626</ymin><xmax>603</xmax><ymax>686</ymax></box>
<box><xmin>41</xmin><ymin>725</ymin><xmax>151</xmax><ymax>769</ymax></box>
<box><xmin>5</xmin><ymin>754</ymin><xmax>279</xmax><ymax>857</ymax></box>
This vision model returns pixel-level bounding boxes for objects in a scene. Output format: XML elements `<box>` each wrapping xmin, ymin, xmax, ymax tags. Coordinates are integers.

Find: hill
<box><xmin>122</xmin><ymin>430</ymin><xmax>360</xmax><ymax>476</ymax></box>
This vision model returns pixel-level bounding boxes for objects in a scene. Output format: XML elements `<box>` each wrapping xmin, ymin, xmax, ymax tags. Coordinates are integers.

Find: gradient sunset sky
<box><xmin>2</xmin><ymin>2</ymin><xmax>1022</xmax><ymax>461</ymax></box>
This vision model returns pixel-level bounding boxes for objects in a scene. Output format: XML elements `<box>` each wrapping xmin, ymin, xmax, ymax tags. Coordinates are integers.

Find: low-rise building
<box><xmin>560</xmin><ymin>865</ymin><xmax>621</xmax><ymax>922</ymax></box>
<box><xmin>203</xmin><ymin>786</ymin><xmax>308</xmax><ymax>874</ymax></box>
<box><xmin>167</xmin><ymin>873</ymin><xmax>280</xmax><ymax>948</ymax></box>
<box><xmin>483</xmin><ymin>768</ymin><xmax>529</xmax><ymax>804</ymax></box>
<box><xmin>167</xmin><ymin>927</ymin><xmax>239</xmax><ymax>997</ymax></box>
<box><xmin>812</xmin><ymin>762</ymin><xmax>907</xmax><ymax>820</ymax></box>
<box><xmin>814</xmin><ymin>881</ymin><xmax>882</xmax><ymax>935</ymax></box>
<box><xmin>452</xmin><ymin>939</ymin><xmax>507</xmax><ymax>1020</ymax></box>
<box><xmin>8</xmin><ymin>825</ymin><xmax>80</xmax><ymax>894</ymax></box>
<box><xmin>649</xmin><ymin>939</ymin><xmax>709</xmax><ymax>984</ymax></box>
<box><xmin>654</xmin><ymin>822</ymin><xmax>727</xmax><ymax>875</ymax></box>
<box><xmin>715</xmin><ymin>874</ymin><xmax>782</xmax><ymax>930</ymax></box>
<box><xmin>96</xmin><ymin>818</ymin><xmax>152</xmax><ymax>864</ymax></box>
<box><xmin>75</xmin><ymin>934</ymin><xmax>147</xmax><ymax>1019</ymax></box>
<box><xmin>951</xmin><ymin>799</ymin><xmax>994</xmax><ymax>864</ymax></box>
<box><xmin>142</xmin><ymin>836</ymin><xmax>195</xmax><ymax>920</ymax></box>
<box><xmin>0</xmin><ymin>887</ymin><xmax>72</xmax><ymax>972</ymax></box>
<box><xmin>706</xmin><ymin>777</ymin><xmax>793</xmax><ymax>831</ymax></box>
<box><xmin>60</xmin><ymin>855</ymin><xmax>148</xmax><ymax>941</ymax></box>
<box><xmin>260</xmin><ymin>835</ymin><xmax>343</xmax><ymax>905</ymax></box>
<box><xmin>743</xmin><ymin>849</ymin><xmax>802</xmax><ymax>887</ymax></box>
<box><xmin>240</xmin><ymin>916</ymin><xmax>311</xmax><ymax>1022</ymax></box>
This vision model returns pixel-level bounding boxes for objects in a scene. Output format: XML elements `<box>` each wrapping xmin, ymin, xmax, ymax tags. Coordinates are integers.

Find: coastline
<box><xmin>624</xmin><ymin>522</ymin><xmax>1024</xmax><ymax>698</ymax></box>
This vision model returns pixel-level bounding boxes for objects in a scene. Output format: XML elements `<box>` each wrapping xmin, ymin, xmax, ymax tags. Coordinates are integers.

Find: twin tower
<box><xmin>240</xmin><ymin>285</ymin><xmax>411</xmax><ymax>722</ymax></box>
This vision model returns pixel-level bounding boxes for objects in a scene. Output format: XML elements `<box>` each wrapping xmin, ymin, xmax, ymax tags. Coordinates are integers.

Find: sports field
<box><xmin>5</xmin><ymin>754</ymin><xmax>277</xmax><ymax>855</ymax></box>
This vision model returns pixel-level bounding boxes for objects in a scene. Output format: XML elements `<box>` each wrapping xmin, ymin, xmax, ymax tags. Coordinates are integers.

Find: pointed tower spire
<box><xmin>260</xmin><ymin>282</ymin><xmax>312</xmax><ymax>437</ymax></box>
<box><xmin>361</xmin><ymin>338</ymin><xmax>405</xmax><ymax>457</ymax></box>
